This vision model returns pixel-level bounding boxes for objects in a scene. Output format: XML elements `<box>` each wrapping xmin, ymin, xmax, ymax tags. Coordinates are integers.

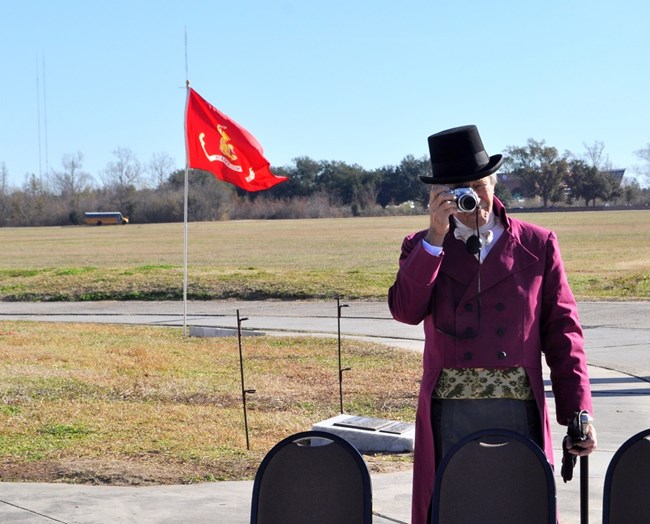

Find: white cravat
<box><xmin>453</xmin><ymin>213</ymin><xmax>503</xmax><ymax>261</ymax></box>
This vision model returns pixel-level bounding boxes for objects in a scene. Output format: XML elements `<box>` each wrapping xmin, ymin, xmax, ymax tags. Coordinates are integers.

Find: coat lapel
<box><xmin>440</xmin><ymin>226</ymin><xmax>539</xmax><ymax>301</ymax></box>
<box><xmin>478</xmin><ymin>229</ymin><xmax>539</xmax><ymax>292</ymax></box>
<box><xmin>439</xmin><ymin>235</ymin><xmax>478</xmax><ymax>286</ymax></box>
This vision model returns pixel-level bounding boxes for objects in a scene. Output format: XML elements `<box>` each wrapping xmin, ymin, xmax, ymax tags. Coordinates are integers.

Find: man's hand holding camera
<box><xmin>425</xmin><ymin>185</ymin><xmax>459</xmax><ymax>246</ymax></box>
<box><xmin>425</xmin><ymin>184</ymin><xmax>482</xmax><ymax>246</ymax></box>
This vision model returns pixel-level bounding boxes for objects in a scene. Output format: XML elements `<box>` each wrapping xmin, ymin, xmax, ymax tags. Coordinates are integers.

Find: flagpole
<box><xmin>183</xmin><ymin>29</ymin><xmax>190</xmax><ymax>336</ymax></box>
<box><xmin>183</xmin><ymin>82</ymin><xmax>190</xmax><ymax>336</ymax></box>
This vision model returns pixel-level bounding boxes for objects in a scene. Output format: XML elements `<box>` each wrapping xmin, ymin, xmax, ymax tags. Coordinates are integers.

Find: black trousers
<box><xmin>431</xmin><ymin>398</ymin><xmax>543</xmax><ymax>464</ymax></box>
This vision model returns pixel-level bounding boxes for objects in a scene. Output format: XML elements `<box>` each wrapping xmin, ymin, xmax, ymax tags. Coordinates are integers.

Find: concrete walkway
<box><xmin>1</xmin><ymin>300</ymin><xmax>649</xmax><ymax>523</ymax></box>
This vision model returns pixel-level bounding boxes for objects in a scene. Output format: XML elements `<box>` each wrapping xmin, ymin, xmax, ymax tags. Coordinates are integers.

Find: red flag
<box><xmin>185</xmin><ymin>88</ymin><xmax>287</xmax><ymax>191</ymax></box>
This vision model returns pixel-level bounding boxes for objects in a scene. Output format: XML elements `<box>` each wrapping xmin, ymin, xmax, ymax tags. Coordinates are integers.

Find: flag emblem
<box><xmin>185</xmin><ymin>88</ymin><xmax>287</xmax><ymax>191</ymax></box>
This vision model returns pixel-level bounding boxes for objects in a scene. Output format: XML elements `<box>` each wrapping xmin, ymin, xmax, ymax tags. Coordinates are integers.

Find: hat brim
<box><xmin>419</xmin><ymin>154</ymin><xmax>504</xmax><ymax>185</ymax></box>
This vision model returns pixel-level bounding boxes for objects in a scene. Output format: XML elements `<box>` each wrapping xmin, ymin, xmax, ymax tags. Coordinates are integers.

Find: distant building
<box><xmin>603</xmin><ymin>169</ymin><xmax>626</xmax><ymax>186</ymax></box>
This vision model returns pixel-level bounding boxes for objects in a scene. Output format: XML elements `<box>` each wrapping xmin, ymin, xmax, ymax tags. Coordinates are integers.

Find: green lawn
<box><xmin>1</xmin><ymin>210</ymin><xmax>649</xmax><ymax>301</ymax></box>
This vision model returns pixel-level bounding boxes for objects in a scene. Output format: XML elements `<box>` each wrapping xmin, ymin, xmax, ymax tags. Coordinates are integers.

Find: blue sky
<box><xmin>1</xmin><ymin>0</ymin><xmax>649</xmax><ymax>189</ymax></box>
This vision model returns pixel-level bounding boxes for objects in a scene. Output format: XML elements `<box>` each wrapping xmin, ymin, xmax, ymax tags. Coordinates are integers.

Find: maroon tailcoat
<box><xmin>388</xmin><ymin>198</ymin><xmax>593</xmax><ymax>524</ymax></box>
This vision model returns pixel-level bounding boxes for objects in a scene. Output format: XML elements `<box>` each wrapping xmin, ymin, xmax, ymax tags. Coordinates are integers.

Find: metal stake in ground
<box><xmin>337</xmin><ymin>298</ymin><xmax>350</xmax><ymax>414</ymax></box>
<box><xmin>237</xmin><ymin>310</ymin><xmax>256</xmax><ymax>450</ymax></box>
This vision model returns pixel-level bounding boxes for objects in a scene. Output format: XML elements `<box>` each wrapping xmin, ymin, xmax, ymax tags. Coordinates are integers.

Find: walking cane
<box><xmin>561</xmin><ymin>410</ymin><xmax>592</xmax><ymax>524</ymax></box>
<box><xmin>580</xmin><ymin>454</ymin><xmax>588</xmax><ymax>524</ymax></box>
<box><xmin>578</xmin><ymin>411</ymin><xmax>591</xmax><ymax>524</ymax></box>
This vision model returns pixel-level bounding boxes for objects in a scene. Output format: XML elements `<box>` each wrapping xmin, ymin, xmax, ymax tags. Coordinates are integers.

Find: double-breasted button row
<box><xmin>461</xmin><ymin>303</ymin><xmax>505</xmax><ymax>312</ymax></box>
<box><xmin>495</xmin><ymin>301</ymin><xmax>506</xmax><ymax>339</ymax></box>
<box><xmin>462</xmin><ymin>351</ymin><xmax>508</xmax><ymax>361</ymax></box>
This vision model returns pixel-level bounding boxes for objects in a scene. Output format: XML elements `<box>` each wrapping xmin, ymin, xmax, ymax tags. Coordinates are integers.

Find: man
<box><xmin>388</xmin><ymin>125</ymin><xmax>596</xmax><ymax>524</ymax></box>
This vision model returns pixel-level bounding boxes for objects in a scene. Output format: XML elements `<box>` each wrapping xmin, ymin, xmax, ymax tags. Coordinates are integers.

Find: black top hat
<box><xmin>420</xmin><ymin>125</ymin><xmax>503</xmax><ymax>184</ymax></box>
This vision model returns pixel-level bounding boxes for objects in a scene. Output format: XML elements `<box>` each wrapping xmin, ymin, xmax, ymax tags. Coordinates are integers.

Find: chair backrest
<box><xmin>603</xmin><ymin>428</ymin><xmax>650</xmax><ymax>524</ymax></box>
<box><xmin>431</xmin><ymin>429</ymin><xmax>556</xmax><ymax>524</ymax></box>
<box><xmin>250</xmin><ymin>430</ymin><xmax>372</xmax><ymax>524</ymax></box>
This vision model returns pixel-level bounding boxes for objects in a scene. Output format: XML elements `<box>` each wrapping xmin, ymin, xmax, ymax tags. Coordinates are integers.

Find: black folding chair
<box><xmin>250</xmin><ymin>430</ymin><xmax>372</xmax><ymax>524</ymax></box>
<box><xmin>602</xmin><ymin>428</ymin><xmax>650</xmax><ymax>524</ymax></box>
<box><xmin>431</xmin><ymin>429</ymin><xmax>556</xmax><ymax>524</ymax></box>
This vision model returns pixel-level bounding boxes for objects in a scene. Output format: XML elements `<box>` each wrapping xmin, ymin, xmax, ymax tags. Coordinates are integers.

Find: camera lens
<box><xmin>453</xmin><ymin>188</ymin><xmax>479</xmax><ymax>213</ymax></box>
<box><xmin>457</xmin><ymin>193</ymin><xmax>477</xmax><ymax>212</ymax></box>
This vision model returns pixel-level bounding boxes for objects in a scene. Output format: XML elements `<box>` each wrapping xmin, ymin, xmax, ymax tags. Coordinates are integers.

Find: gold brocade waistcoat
<box><xmin>433</xmin><ymin>367</ymin><xmax>534</xmax><ymax>400</ymax></box>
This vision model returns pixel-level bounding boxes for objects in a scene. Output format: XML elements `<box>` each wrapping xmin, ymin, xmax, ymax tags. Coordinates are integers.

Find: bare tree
<box><xmin>0</xmin><ymin>162</ymin><xmax>8</xmax><ymax>196</ymax></box>
<box><xmin>635</xmin><ymin>143</ymin><xmax>650</xmax><ymax>170</ymax></box>
<box><xmin>582</xmin><ymin>140</ymin><xmax>612</xmax><ymax>171</ymax></box>
<box><xmin>148</xmin><ymin>152</ymin><xmax>177</xmax><ymax>188</ymax></box>
<box><xmin>100</xmin><ymin>147</ymin><xmax>143</xmax><ymax>215</ymax></box>
<box><xmin>15</xmin><ymin>174</ymin><xmax>49</xmax><ymax>226</ymax></box>
<box><xmin>52</xmin><ymin>152</ymin><xmax>93</xmax><ymax>197</ymax></box>
<box><xmin>0</xmin><ymin>162</ymin><xmax>9</xmax><ymax>226</ymax></box>
<box><xmin>101</xmin><ymin>147</ymin><xmax>143</xmax><ymax>189</ymax></box>
<box><xmin>634</xmin><ymin>144</ymin><xmax>650</xmax><ymax>188</ymax></box>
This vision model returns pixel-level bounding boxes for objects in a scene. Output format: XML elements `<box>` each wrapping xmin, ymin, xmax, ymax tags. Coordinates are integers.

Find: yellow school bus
<box><xmin>84</xmin><ymin>211</ymin><xmax>129</xmax><ymax>225</ymax></box>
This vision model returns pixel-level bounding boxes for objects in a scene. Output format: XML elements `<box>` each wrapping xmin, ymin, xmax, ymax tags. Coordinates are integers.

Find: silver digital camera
<box><xmin>452</xmin><ymin>187</ymin><xmax>480</xmax><ymax>213</ymax></box>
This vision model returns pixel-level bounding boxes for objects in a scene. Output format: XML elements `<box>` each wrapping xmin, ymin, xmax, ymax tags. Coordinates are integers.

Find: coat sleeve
<box><xmin>388</xmin><ymin>232</ymin><xmax>443</xmax><ymax>325</ymax></box>
<box><xmin>540</xmin><ymin>231</ymin><xmax>593</xmax><ymax>424</ymax></box>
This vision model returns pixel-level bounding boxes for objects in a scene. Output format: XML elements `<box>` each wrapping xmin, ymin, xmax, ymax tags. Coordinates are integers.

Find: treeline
<box><xmin>0</xmin><ymin>140</ymin><xmax>648</xmax><ymax>227</ymax></box>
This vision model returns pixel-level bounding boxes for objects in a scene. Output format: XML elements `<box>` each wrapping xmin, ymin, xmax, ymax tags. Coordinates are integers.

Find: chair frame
<box><xmin>602</xmin><ymin>427</ymin><xmax>650</xmax><ymax>524</ymax></box>
<box><xmin>431</xmin><ymin>428</ymin><xmax>556</xmax><ymax>524</ymax></box>
<box><xmin>250</xmin><ymin>430</ymin><xmax>372</xmax><ymax>524</ymax></box>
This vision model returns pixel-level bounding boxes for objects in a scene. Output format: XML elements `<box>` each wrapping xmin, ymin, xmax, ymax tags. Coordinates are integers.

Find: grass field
<box><xmin>0</xmin><ymin>322</ymin><xmax>420</xmax><ymax>484</ymax></box>
<box><xmin>1</xmin><ymin>210</ymin><xmax>649</xmax><ymax>485</ymax></box>
<box><xmin>1</xmin><ymin>210</ymin><xmax>649</xmax><ymax>300</ymax></box>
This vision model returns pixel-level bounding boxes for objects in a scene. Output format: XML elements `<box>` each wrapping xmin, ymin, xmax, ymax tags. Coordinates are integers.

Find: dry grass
<box><xmin>517</xmin><ymin>210</ymin><xmax>650</xmax><ymax>298</ymax></box>
<box><xmin>0</xmin><ymin>211</ymin><xmax>649</xmax><ymax>300</ymax></box>
<box><xmin>2</xmin><ymin>211</ymin><xmax>648</xmax><ymax>485</ymax></box>
<box><xmin>0</xmin><ymin>218</ymin><xmax>410</xmax><ymax>300</ymax></box>
<box><xmin>0</xmin><ymin>322</ymin><xmax>420</xmax><ymax>484</ymax></box>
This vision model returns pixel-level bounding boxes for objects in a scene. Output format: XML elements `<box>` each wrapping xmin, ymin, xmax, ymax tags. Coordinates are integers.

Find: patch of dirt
<box><xmin>0</xmin><ymin>459</ymin><xmax>218</xmax><ymax>486</ymax></box>
<box><xmin>0</xmin><ymin>453</ymin><xmax>413</xmax><ymax>485</ymax></box>
<box><xmin>364</xmin><ymin>453</ymin><xmax>414</xmax><ymax>475</ymax></box>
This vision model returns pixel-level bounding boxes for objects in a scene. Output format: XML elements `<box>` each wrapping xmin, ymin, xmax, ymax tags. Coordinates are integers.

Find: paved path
<box><xmin>1</xmin><ymin>300</ymin><xmax>649</xmax><ymax>523</ymax></box>
<box><xmin>2</xmin><ymin>300</ymin><xmax>649</xmax><ymax>378</ymax></box>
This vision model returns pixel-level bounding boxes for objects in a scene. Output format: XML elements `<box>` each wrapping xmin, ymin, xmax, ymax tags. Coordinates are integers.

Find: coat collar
<box><xmin>440</xmin><ymin>198</ymin><xmax>539</xmax><ymax>298</ymax></box>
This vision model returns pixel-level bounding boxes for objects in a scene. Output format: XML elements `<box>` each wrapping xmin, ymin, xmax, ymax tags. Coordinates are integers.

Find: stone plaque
<box><xmin>378</xmin><ymin>422</ymin><xmax>414</xmax><ymax>435</ymax></box>
<box><xmin>333</xmin><ymin>416</ymin><xmax>393</xmax><ymax>432</ymax></box>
